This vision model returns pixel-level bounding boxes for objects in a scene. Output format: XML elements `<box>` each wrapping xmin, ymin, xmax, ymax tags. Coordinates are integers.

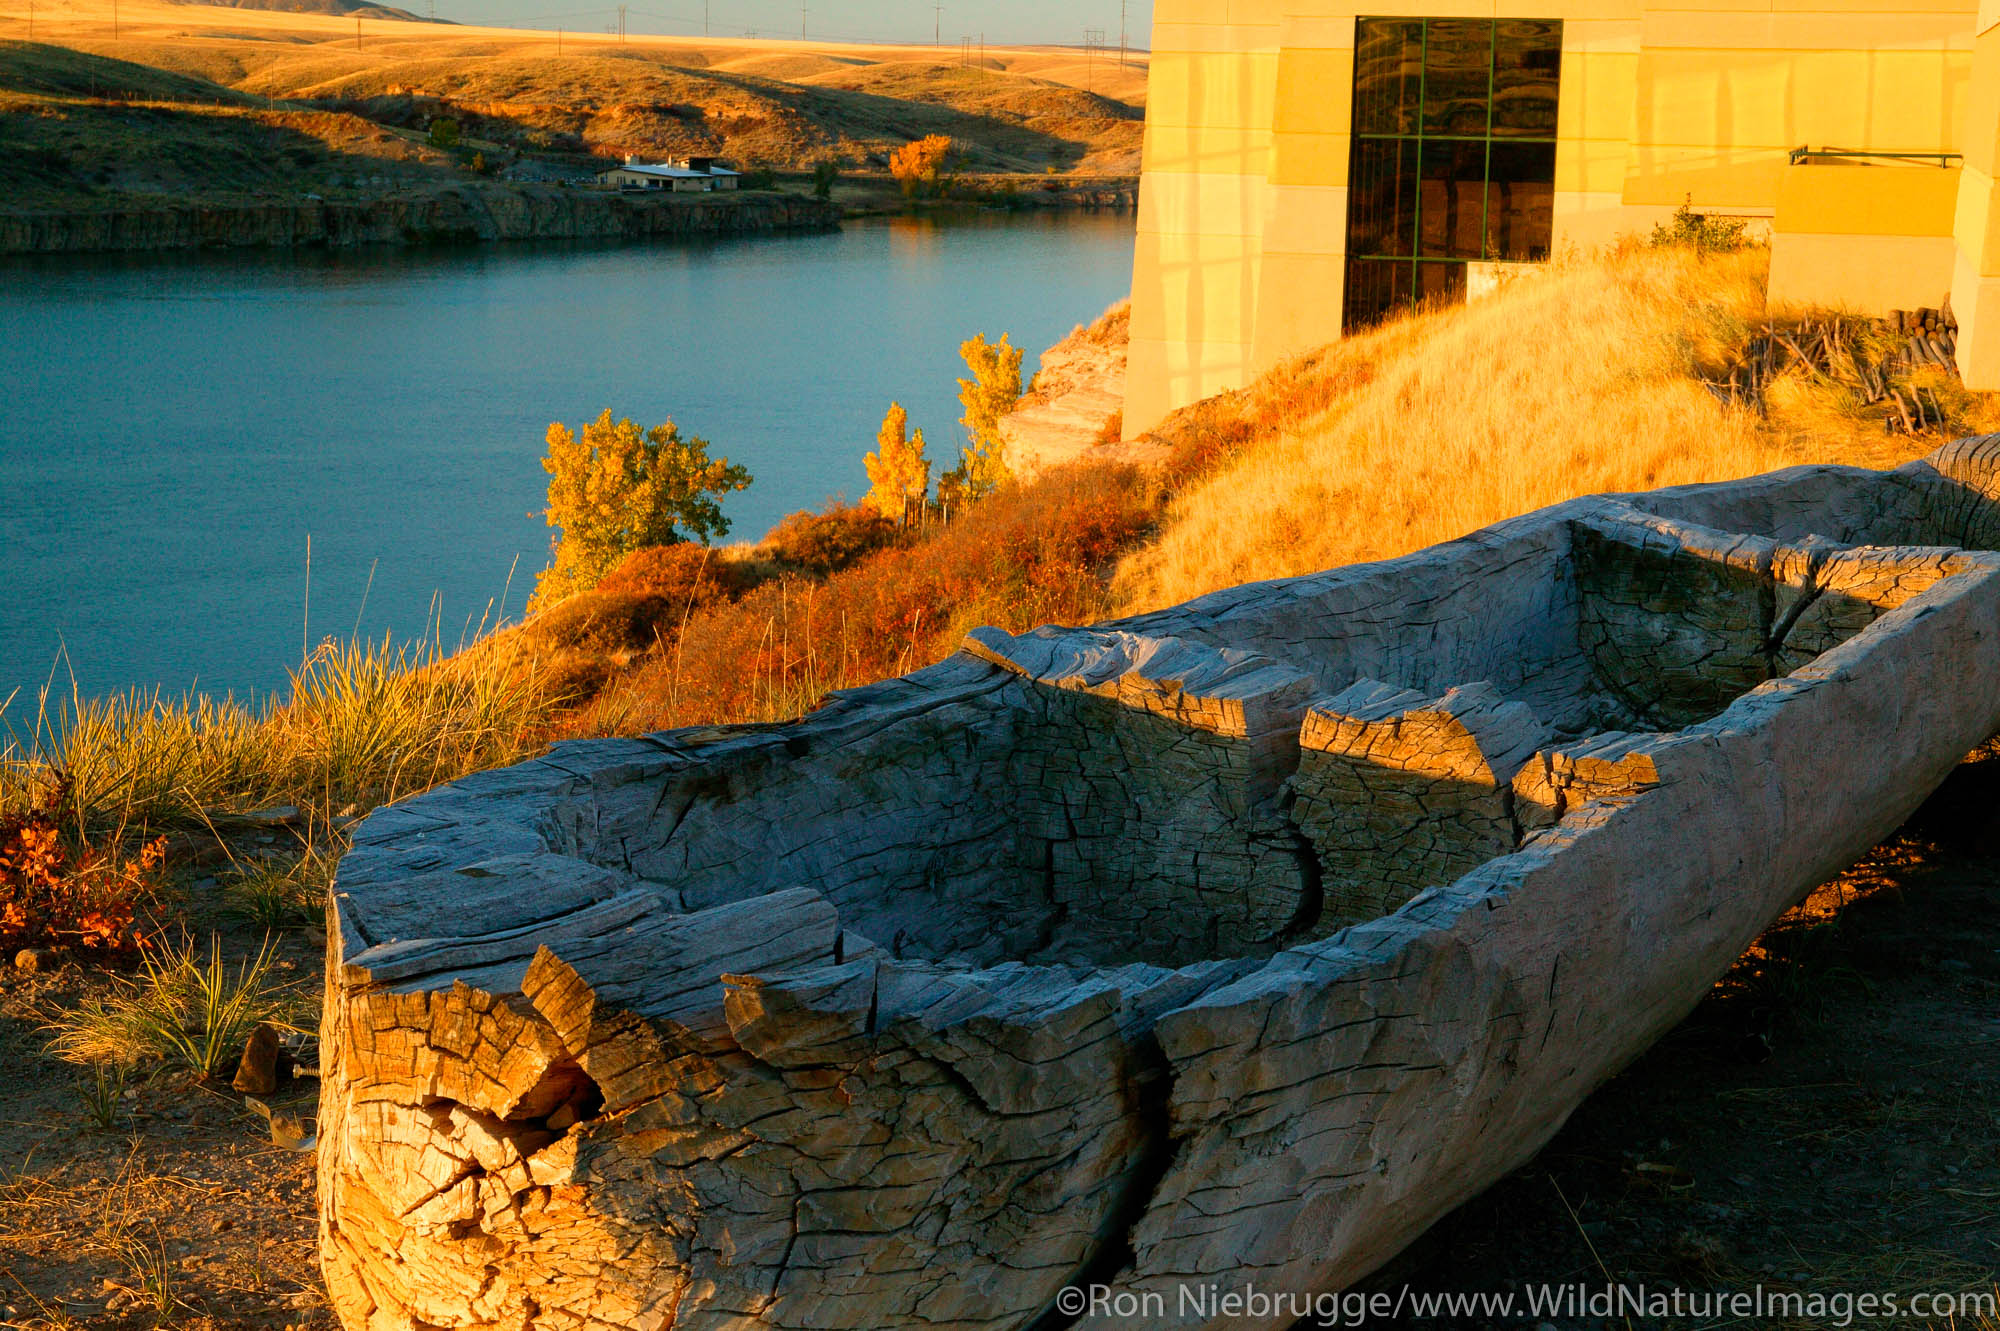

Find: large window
<box><xmin>1345</xmin><ymin>18</ymin><xmax>1562</xmax><ymax>330</ymax></box>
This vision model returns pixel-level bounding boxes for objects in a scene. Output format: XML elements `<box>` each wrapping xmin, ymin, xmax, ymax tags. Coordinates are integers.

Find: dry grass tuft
<box><xmin>1</xmin><ymin>634</ymin><xmax>554</xmax><ymax>831</ymax></box>
<box><xmin>1112</xmin><ymin>245</ymin><xmax>1990</xmax><ymax>614</ymax></box>
<box><xmin>45</xmin><ymin>934</ymin><xmax>297</xmax><ymax>1079</ymax></box>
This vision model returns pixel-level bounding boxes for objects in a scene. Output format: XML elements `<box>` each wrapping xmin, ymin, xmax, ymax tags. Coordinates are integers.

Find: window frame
<box><xmin>1344</xmin><ymin>16</ymin><xmax>1563</xmax><ymax>330</ymax></box>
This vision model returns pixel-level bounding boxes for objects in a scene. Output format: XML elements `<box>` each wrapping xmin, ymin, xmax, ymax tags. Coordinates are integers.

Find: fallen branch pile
<box><xmin>1704</xmin><ymin>303</ymin><xmax>1962</xmax><ymax>434</ymax></box>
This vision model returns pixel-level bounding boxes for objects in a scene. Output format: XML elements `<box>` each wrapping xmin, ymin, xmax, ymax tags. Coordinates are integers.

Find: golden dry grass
<box><xmin>1112</xmin><ymin>245</ymin><xmax>1994</xmax><ymax>614</ymax></box>
<box><xmin>0</xmin><ymin>0</ymin><xmax>1148</xmax><ymax>177</ymax></box>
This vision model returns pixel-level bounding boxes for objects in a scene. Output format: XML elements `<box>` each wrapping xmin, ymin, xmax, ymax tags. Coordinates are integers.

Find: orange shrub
<box><xmin>889</xmin><ymin>134</ymin><xmax>955</xmax><ymax>196</ymax></box>
<box><xmin>564</xmin><ymin>462</ymin><xmax>1164</xmax><ymax>735</ymax></box>
<box><xmin>761</xmin><ymin>504</ymin><xmax>899</xmax><ymax>575</ymax></box>
<box><xmin>0</xmin><ymin>778</ymin><xmax>164</xmax><ymax>957</ymax></box>
<box><xmin>596</xmin><ymin>542</ymin><xmax>751</xmax><ymax>607</ymax></box>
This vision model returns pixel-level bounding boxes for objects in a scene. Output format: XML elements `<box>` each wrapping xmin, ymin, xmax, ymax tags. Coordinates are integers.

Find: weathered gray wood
<box><xmin>322</xmin><ymin>439</ymin><xmax>2000</xmax><ymax>1331</ymax></box>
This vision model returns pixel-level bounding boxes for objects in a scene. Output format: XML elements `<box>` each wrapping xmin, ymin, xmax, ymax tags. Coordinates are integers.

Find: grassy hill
<box><xmin>0</xmin><ymin>0</ymin><xmax>1145</xmax><ymax>211</ymax></box>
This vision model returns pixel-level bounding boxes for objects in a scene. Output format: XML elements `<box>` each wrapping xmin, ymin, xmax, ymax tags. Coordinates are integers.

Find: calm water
<box><xmin>0</xmin><ymin>212</ymin><xmax>1135</xmax><ymax>707</ymax></box>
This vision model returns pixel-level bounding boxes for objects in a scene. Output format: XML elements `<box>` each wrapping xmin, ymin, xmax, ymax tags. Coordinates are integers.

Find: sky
<box><xmin>439</xmin><ymin>0</ymin><xmax>1153</xmax><ymax>47</ymax></box>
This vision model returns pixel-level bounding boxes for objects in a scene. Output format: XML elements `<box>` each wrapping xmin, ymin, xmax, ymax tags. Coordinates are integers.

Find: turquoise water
<box><xmin>0</xmin><ymin>212</ymin><xmax>1135</xmax><ymax>706</ymax></box>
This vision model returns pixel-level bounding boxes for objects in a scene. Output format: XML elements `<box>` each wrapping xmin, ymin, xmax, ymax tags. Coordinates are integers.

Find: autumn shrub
<box><xmin>568</xmin><ymin>462</ymin><xmax>1164</xmax><ymax>734</ymax></box>
<box><xmin>889</xmin><ymin>133</ymin><xmax>955</xmax><ymax>197</ymax></box>
<box><xmin>761</xmin><ymin>504</ymin><xmax>899</xmax><ymax>575</ymax></box>
<box><xmin>0</xmin><ymin>776</ymin><xmax>164</xmax><ymax>957</ymax></box>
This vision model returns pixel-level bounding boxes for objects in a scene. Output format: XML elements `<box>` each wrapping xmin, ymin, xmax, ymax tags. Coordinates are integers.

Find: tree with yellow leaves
<box><xmin>863</xmin><ymin>401</ymin><xmax>931</xmax><ymax>522</ymax></box>
<box><xmin>531</xmin><ymin>409</ymin><xmax>752</xmax><ymax>610</ymax></box>
<box><xmin>941</xmin><ymin>332</ymin><xmax>1022</xmax><ymax>504</ymax></box>
<box><xmin>889</xmin><ymin>134</ymin><xmax>955</xmax><ymax>198</ymax></box>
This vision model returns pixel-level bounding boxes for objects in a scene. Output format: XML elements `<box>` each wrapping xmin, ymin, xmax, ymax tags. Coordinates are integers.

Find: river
<box><xmin>0</xmin><ymin>211</ymin><xmax>1135</xmax><ymax>709</ymax></box>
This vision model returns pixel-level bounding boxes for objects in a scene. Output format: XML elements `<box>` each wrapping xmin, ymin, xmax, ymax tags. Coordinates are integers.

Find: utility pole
<box><xmin>112</xmin><ymin>0</ymin><xmax>119</xmax><ymax>40</ymax></box>
<box><xmin>617</xmin><ymin>5</ymin><xmax>625</xmax><ymax>42</ymax></box>
<box><xmin>704</xmin><ymin>0</ymin><xmax>709</xmax><ymax>36</ymax></box>
<box><xmin>356</xmin><ymin>14</ymin><xmax>363</xmax><ymax>48</ymax></box>
<box><xmin>557</xmin><ymin>25</ymin><xmax>562</xmax><ymax>52</ymax></box>
<box><xmin>978</xmin><ymin>32</ymin><xmax>984</xmax><ymax>66</ymax></box>
<box><xmin>934</xmin><ymin>2</ymin><xmax>942</xmax><ymax>46</ymax></box>
<box><xmin>1119</xmin><ymin>0</ymin><xmax>1128</xmax><ymax>68</ymax></box>
<box><xmin>800</xmin><ymin>0</ymin><xmax>806</xmax><ymax>41</ymax></box>
<box><xmin>27</xmin><ymin>0</ymin><xmax>33</xmax><ymax>41</ymax></box>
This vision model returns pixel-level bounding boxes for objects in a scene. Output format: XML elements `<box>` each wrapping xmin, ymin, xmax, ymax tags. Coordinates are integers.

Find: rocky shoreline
<box><xmin>0</xmin><ymin>185</ymin><xmax>842</xmax><ymax>255</ymax></box>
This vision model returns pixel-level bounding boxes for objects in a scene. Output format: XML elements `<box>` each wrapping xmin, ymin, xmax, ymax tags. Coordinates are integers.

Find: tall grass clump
<box><xmin>1111</xmin><ymin>244</ymin><xmax>1956</xmax><ymax>613</ymax></box>
<box><xmin>0</xmin><ymin>634</ymin><xmax>552</xmax><ymax>832</ymax></box>
<box><xmin>46</xmin><ymin>934</ymin><xmax>294</xmax><ymax>1079</ymax></box>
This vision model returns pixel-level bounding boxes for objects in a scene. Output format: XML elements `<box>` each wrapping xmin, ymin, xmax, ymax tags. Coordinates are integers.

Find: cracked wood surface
<box><xmin>324</xmin><ymin>440</ymin><xmax>2000</xmax><ymax>1329</ymax></box>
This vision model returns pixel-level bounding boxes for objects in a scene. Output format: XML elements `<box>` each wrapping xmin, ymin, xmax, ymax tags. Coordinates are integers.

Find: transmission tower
<box><xmin>1119</xmin><ymin>0</ymin><xmax>1128</xmax><ymax>68</ymax></box>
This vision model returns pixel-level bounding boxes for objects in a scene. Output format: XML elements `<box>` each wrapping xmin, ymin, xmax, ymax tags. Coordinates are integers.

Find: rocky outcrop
<box><xmin>1000</xmin><ymin>300</ymin><xmax>1131</xmax><ymax>476</ymax></box>
<box><xmin>0</xmin><ymin>186</ymin><xmax>840</xmax><ymax>254</ymax></box>
<box><xmin>320</xmin><ymin>437</ymin><xmax>2000</xmax><ymax>1329</ymax></box>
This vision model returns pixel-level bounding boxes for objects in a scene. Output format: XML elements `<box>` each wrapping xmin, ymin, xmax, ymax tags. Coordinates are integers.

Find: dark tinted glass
<box><xmin>1353</xmin><ymin>20</ymin><xmax>1423</xmax><ymax>136</ymax></box>
<box><xmin>1486</xmin><ymin>140</ymin><xmax>1557</xmax><ymax>259</ymax></box>
<box><xmin>1492</xmin><ymin>20</ymin><xmax>1562</xmax><ymax>136</ymax></box>
<box><xmin>1344</xmin><ymin>258</ymin><xmax>1413</xmax><ymax>329</ymax></box>
<box><xmin>1422</xmin><ymin>20</ymin><xmax>1491</xmax><ymax>135</ymax></box>
<box><xmin>1418</xmin><ymin>139</ymin><xmax>1487</xmax><ymax>258</ymax></box>
<box><xmin>1349</xmin><ymin>137</ymin><xmax>1419</xmax><ymax>256</ymax></box>
<box><xmin>1415</xmin><ymin>261</ymin><xmax>1468</xmax><ymax>306</ymax></box>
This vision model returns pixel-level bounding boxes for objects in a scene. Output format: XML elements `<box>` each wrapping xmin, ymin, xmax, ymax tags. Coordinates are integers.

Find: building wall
<box><xmin>1127</xmin><ymin>0</ymin><xmax>1986</xmax><ymax>436</ymax></box>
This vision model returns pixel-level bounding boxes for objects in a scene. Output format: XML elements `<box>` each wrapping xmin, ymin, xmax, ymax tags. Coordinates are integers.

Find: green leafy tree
<box><xmin>811</xmin><ymin>158</ymin><xmax>839</xmax><ymax>200</ymax></box>
<box><xmin>427</xmin><ymin>117</ymin><xmax>460</xmax><ymax>149</ymax></box>
<box><xmin>862</xmin><ymin>401</ymin><xmax>931</xmax><ymax>521</ymax></box>
<box><xmin>945</xmin><ymin>332</ymin><xmax>1022</xmax><ymax>502</ymax></box>
<box><xmin>532</xmin><ymin>409</ymin><xmax>752</xmax><ymax>609</ymax></box>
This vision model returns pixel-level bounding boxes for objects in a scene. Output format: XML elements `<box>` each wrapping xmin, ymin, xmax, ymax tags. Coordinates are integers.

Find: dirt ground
<box><xmin>0</xmin><ymin>845</ymin><xmax>335</xmax><ymax>1331</ymax></box>
<box><xmin>1366</xmin><ymin>750</ymin><xmax>2000</xmax><ymax>1329</ymax></box>
<box><xmin>1</xmin><ymin>755</ymin><xmax>1996</xmax><ymax>1330</ymax></box>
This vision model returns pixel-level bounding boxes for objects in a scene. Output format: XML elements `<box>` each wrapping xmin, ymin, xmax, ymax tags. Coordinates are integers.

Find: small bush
<box><xmin>427</xmin><ymin>117</ymin><xmax>460</xmax><ymax>148</ymax></box>
<box><xmin>48</xmin><ymin>934</ymin><xmax>293</xmax><ymax>1079</ymax></box>
<box><xmin>1649</xmin><ymin>196</ymin><xmax>1750</xmax><ymax>254</ymax></box>
<box><xmin>810</xmin><ymin>158</ymin><xmax>838</xmax><ymax>199</ymax></box>
<box><xmin>595</xmin><ymin>541</ymin><xmax>750</xmax><ymax>607</ymax></box>
<box><xmin>571</xmin><ymin>462</ymin><xmax>1164</xmax><ymax>733</ymax></box>
<box><xmin>738</xmin><ymin>167</ymin><xmax>778</xmax><ymax>190</ymax></box>
<box><xmin>0</xmin><ymin>777</ymin><xmax>164</xmax><ymax>957</ymax></box>
<box><xmin>761</xmin><ymin>504</ymin><xmax>899</xmax><ymax>576</ymax></box>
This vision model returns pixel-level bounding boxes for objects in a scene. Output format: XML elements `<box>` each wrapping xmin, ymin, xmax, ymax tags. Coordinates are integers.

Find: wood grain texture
<box><xmin>323</xmin><ymin>441</ymin><xmax>2000</xmax><ymax>1330</ymax></box>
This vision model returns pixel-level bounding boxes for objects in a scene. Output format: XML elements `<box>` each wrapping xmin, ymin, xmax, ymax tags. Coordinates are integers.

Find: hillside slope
<box><xmin>0</xmin><ymin>1</ymin><xmax>1147</xmax><ymax>187</ymax></box>
<box><xmin>1111</xmin><ymin>246</ymin><xmax>1989</xmax><ymax>613</ymax></box>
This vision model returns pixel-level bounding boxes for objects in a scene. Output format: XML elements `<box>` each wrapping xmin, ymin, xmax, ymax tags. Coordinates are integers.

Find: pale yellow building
<box><xmin>1126</xmin><ymin>0</ymin><xmax>2000</xmax><ymax>434</ymax></box>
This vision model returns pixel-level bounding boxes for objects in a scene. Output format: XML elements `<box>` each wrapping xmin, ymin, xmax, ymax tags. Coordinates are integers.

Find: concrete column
<box><xmin>1952</xmin><ymin>3</ymin><xmax>2000</xmax><ymax>387</ymax></box>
